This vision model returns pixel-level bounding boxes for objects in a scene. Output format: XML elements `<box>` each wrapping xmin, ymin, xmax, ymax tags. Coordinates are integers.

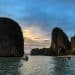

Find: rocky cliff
<box><xmin>50</xmin><ymin>27</ymin><xmax>71</xmax><ymax>56</ymax></box>
<box><xmin>30</xmin><ymin>27</ymin><xmax>71</xmax><ymax>56</ymax></box>
<box><xmin>0</xmin><ymin>17</ymin><xmax>24</xmax><ymax>57</ymax></box>
<box><xmin>71</xmin><ymin>36</ymin><xmax>75</xmax><ymax>50</ymax></box>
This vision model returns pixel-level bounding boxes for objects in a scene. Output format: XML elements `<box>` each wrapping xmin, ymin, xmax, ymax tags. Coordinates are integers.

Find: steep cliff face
<box><xmin>50</xmin><ymin>27</ymin><xmax>71</xmax><ymax>56</ymax></box>
<box><xmin>71</xmin><ymin>36</ymin><xmax>75</xmax><ymax>50</ymax></box>
<box><xmin>0</xmin><ymin>17</ymin><xmax>24</xmax><ymax>57</ymax></box>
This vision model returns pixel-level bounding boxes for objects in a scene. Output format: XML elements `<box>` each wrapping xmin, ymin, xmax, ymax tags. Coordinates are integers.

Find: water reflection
<box><xmin>49</xmin><ymin>57</ymin><xmax>75</xmax><ymax>75</ymax></box>
<box><xmin>0</xmin><ymin>57</ymin><xmax>21</xmax><ymax>75</ymax></box>
<box><xmin>20</xmin><ymin>56</ymin><xmax>75</xmax><ymax>75</ymax></box>
<box><xmin>0</xmin><ymin>56</ymin><xmax>75</xmax><ymax>75</ymax></box>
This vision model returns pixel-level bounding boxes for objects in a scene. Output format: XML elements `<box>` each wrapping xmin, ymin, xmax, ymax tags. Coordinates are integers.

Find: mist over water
<box><xmin>0</xmin><ymin>56</ymin><xmax>75</xmax><ymax>75</ymax></box>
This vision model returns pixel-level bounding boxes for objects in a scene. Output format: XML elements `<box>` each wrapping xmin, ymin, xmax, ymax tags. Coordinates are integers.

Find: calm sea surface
<box><xmin>0</xmin><ymin>56</ymin><xmax>75</xmax><ymax>75</ymax></box>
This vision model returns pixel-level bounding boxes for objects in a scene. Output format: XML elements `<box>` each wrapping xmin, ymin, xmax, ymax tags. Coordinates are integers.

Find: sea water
<box><xmin>0</xmin><ymin>56</ymin><xmax>75</xmax><ymax>75</ymax></box>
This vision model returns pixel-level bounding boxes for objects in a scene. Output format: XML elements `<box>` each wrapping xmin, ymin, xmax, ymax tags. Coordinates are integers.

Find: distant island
<box><xmin>30</xmin><ymin>27</ymin><xmax>75</xmax><ymax>56</ymax></box>
<box><xmin>30</xmin><ymin>48</ymin><xmax>50</xmax><ymax>56</ymax></box>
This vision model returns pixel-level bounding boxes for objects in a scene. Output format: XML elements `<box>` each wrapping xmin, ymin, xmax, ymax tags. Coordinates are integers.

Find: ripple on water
<box><xmin>0</xmin><ymin>56</ymin><xmax>75</xmax><ymax>75</ymax></box>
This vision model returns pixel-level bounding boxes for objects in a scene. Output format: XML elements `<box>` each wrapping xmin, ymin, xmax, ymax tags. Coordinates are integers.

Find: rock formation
<box><xmin>71</xmin><ymin>36</ymin><xmax>75</xmax><ymax>50</ymax></box>
<box><xmin>50</xmin><ymin>27</ymin><xmax>71</xmax><ymax>56</ymax></box>
<box><xmin>0</xmin><ymin>17</ymin><xmax>24</xmax><ymax>57</ymax></box>
<box><xmin>30</xmin><ymin>48</ymin><xmax>50</xmax><ymax>56</ymax></box>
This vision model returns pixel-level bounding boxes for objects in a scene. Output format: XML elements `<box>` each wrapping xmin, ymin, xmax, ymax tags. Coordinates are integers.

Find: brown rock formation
<box><xmin>71</xmin><ymin>36</ymin><xmax>75</xmax><ymax>50</ymax></box>
<box><xmin>0</xmin><ymin>17</ymin><xmax>24</xmax><ymax>57</ymax></box>
<box><xmin>50</xmin><ymin>27</ymin><xmax>71</xmax><ymax>56</ymax></box>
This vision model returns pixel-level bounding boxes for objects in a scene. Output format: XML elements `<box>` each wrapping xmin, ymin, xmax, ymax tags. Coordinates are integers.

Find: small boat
<box><xmin>21</xmin><ymin>55</ymin><xmax>29</xmax><ymax>61</ymax></box>
<box><xmin>25</xmin><ymin>55</ymin><xmax>28</xmax><ymax>61</ymax></box>
<box><xmin>68</xmin><ymin>57</ymin><xmax>71</xmax><ymax>59</ymax></box>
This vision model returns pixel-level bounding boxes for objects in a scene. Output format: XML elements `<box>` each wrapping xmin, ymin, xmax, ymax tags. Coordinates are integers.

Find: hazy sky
<box><xmin>0</xmin><ymin>0</ymin><xmax>75</xmax><ymax>41</ymax></box>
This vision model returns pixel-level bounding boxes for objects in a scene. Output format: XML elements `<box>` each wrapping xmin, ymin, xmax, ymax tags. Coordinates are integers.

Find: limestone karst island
<box><xmin>30</xmin><ymin>27</ymin><xmax>75</xmax><ymax>56</ymax></box>
<box><xmin>0</xmin><ymin>17</ymin><xmax>24</xmax><ymax>57</ymax></box>
<box><xmin>0</xmin><ymin>17</ymin><xmax>75</xmax><ymax>57</ymax></box>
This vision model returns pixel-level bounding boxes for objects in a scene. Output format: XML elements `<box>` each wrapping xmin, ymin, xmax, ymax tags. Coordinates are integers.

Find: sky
<box><xmin>0</xmin><ymin>0</ymin><xmax>75</xmax><ymax>51</ymax></box>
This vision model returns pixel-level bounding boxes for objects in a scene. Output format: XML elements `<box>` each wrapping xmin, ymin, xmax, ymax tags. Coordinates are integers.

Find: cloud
<box><xmin>1</xmin><ymin>0</ymin><xmax>75</xmax><ymax>52</ymax></box>
<box><xmin>23</xmin><ymin>25</ymin><xmax>50</xmax><ymax>41</ymax></box>
<box><xmin>0</xmin><ymin>0</ymin><xmax>75</xmax><ymax>38</ymax></box>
